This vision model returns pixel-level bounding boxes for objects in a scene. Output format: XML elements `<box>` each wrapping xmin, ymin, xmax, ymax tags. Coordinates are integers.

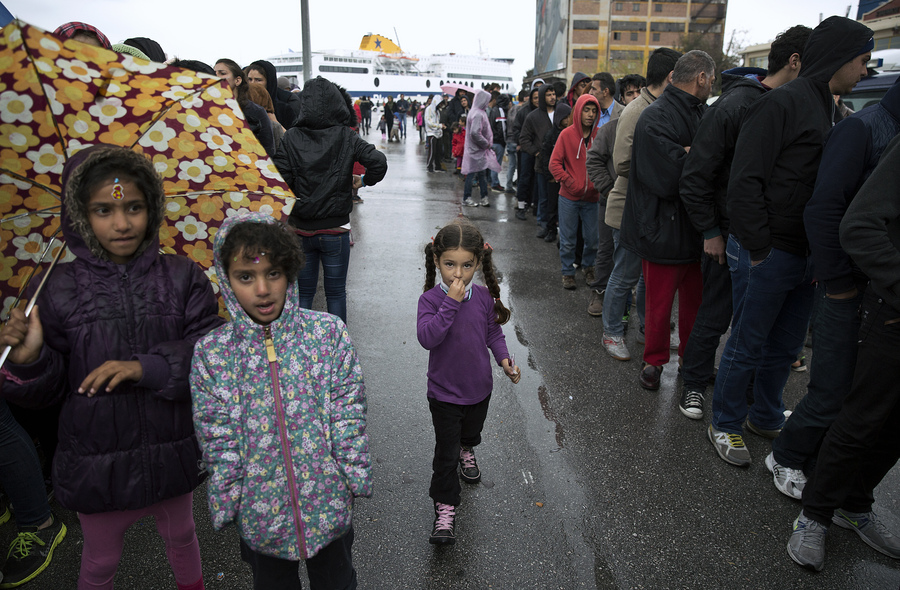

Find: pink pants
<box><xmin>642</xmin><ymin>260</ymin><xmax>703</xmax><ymax>367</ymax></box>
<box><xmin>77</xmin><ymin>491</ymin><xmax>204</xmax><ymax>590</ymax></box>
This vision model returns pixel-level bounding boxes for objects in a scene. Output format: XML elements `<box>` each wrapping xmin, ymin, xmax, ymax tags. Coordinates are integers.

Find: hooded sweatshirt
<box><xmin>1</xmin><ymin>145</ymin><xmax>223</xmax><ymax>514</ymax></box>
<box><xmin>191</xmin><ymin>211</ymin><xmax>372</xmax><ymax>561</ymax></box>
<box><xmin>274</xmin><ymin>77</ymin><xmax>387</xmax><ymax>231</ymax></box>
<box><xmin>490</xmin><ymin>93</ymin><xmax>510</xmax><ymax>147</ymax></box>
<box><xmin>462</xmin><ymin>89</ymin><xmax>502</xmax><ymax>176</ymax></box>
<box><xmin>680</xmin><ymin>67</ymin><xmax>768</xmax><ymax>239</ymax></box>
<box><xmin>727</xmin><ymin>16</ymin><xmax>874</xmax><ymax>261</ymax></box>
<box><xmin>519</xmin><ymin>84</ymin><xmax>557</xmax><ymax>173</ymax></box>
<box><xmin>251</xmin><ymin>59</ymin><xmax>302</xmax><ymax>129</ymax></box>
<box><xmin>549</xmin><ymin>93</ymin><xmax>600</xmax><ymax>203</ymax></box>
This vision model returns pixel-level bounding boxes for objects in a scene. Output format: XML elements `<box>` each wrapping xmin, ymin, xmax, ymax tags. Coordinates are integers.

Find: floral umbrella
<box><xmin>0</xmin><ymin>20</ymin><xmax>295</xmax><ymax>318</ymax></box>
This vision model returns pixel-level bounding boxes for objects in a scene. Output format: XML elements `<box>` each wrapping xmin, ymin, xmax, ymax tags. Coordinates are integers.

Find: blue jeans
<box><xmin>297</xmin><ymin>232</ymin><xmax>351</xmax><ymax>324</ymax></box>
<box><xmin>0</xmin><ymin>400</ymin><xmax>50</xmax><ymax>528</ymax></box>
<box><xmin>490</xmin><ymin>143</ymin><xmax>505</xmax><ymax>186</ymax></box>
<box><xmin>602</xmin><ymin>229</ymin><xmax>645</xmax><ymax>337</ymax></box>
<box><xmin>505</xmin><ymin>142</ymin><xmax>517</xmax><ymax>189</ymax></box>
<box><xmin>710</xmin><ymin>235</ymin><xmax>815</xmax><ymax>435</ymax></box>
<box><xmin>773</xmin><ymin>284</ymin><xmax>864</xmax><ymax>470</ymax></box>
<box><xmin>558</xmin><ymin>197</ymin><xmax>599</xmax><ymax>276</ymax></box>
<box><xmin>464</xmin><ymin>170</ymin><xmax>488</xmax><ymax>200</ymax></box>
<box><xmin>535</xmin><ymin>173</ymin><xmax>550</xmax><ymax>226</ymax></box>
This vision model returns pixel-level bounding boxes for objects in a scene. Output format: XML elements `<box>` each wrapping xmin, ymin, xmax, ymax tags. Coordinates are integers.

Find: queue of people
<box><xmin>411</xmin><ymin>14</ymin><xmax>900</xmax><ymax>576</ymax></box>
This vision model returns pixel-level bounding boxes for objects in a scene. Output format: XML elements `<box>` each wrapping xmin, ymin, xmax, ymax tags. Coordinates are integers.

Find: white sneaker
<box><xmin>463</xmin><ymin>198</ymin><xmax>478</xmax><ymax>207</ymax></box>
<box><xmin>765</xmin><ymin>452</ymin><xmax>806</xmax><ymax>500</ymax></box>
<box><xmin>480</xmin><ymin>196</ymin><xmax>490</xmax><ymax>207</ymax></box>
<box><xmin>602</xmin><ymin>333</ymin><xmax>630</xmax><ymax>361</ymax></box>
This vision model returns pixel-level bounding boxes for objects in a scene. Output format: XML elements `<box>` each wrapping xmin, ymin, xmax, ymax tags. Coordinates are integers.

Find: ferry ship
<box><xmin>267</xmin><ymin>34</ymin><xmax>515</xmax><ymax>99</ymax></box>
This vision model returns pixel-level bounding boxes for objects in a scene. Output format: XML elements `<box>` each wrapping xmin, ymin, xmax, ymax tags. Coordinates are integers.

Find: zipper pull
<box><xmin>263</xmin><ymin>326</ymin><xmax>277</xmax><ymax>363</ymax></box>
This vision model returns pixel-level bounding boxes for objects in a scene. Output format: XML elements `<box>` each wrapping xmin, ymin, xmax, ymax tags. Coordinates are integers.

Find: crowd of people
<box><xmin>409</xmin><ymin>14</ymin><xmax>900</xmax><ymax>576</ymax></box>
<box><xmin>0</xmin><ymin>12</ymin><xmax>899</xmax><ymax>590</ymax></box>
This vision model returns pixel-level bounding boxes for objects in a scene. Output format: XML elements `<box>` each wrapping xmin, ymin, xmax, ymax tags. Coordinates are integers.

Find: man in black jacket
<box><xmin>519</xmin><ymin>85</ymin><xmax>557</xmax><ymax>235</ymax></box>
<box><xmin>787</xmin><ymin>134</ymin><xmax>900</xmax><ymax>572</ymax></box>
<box><xmin>677</xmin><ymin>25</ymin><xmax>811</xmax><ymax>420</ymax></box>
<box><xmin>511</xmin><ymin>86</ymin><xmax>540</xmax><ymax>218</ymax></box>
<box><xmin>707</xmin><ymin>16</ymin><xmax>873</xmax><ymax>468</ymax></box>
<box><xmin>771</xmin><ymin>77</ymin><xmax>900</xmax><ymax>502</ymax></box>
<box><xmin>619</xmin><ymin>50</ymin><xmax>714</xmax><ymax>391</ymax></box>
<box><xmin>489</xmin><ymin>92</ymin><xmax>510</xmax><ymax>190</ymax></box>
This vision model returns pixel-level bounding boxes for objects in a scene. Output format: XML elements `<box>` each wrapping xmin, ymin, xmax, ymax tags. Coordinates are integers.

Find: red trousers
<box><xmin>642</xmin><ymin>260</ymin><xmax>703</xmax><ymax>367</ymax></box>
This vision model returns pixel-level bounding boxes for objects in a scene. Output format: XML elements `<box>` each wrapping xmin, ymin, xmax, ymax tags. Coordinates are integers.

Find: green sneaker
<box><xmin>0</xmin><ymin>514</ymin><xmax>67</xmax><ymax>588</ymax></box>
<box><xmin>833</xmin><ymin>509</ymin><xmax>900</xmax><ymax>559</ymax></box>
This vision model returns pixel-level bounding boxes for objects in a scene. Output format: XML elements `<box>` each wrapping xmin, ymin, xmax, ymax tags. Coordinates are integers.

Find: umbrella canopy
<box><xmin>440</xmin><ymin>82</ymin><xmax>475</xmax><ymax>97</ymax></box>
<box><xmin>0</xmin><ymin>20</ymin><xmax>296</xmax><ymax>317</ymax></box>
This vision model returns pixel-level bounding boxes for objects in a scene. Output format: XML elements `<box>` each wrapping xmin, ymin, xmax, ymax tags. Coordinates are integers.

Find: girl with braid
<box><xmin>416</xmin><ymin>219</ymin><xmax>520</xmax><ymax>546</ymax></box>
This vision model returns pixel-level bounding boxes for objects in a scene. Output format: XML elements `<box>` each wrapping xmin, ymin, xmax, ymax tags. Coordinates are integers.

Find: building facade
<box><xmin>533</xmin><ymin>0</ymin><xmax>727</xmax><ymax>84</ymax></box>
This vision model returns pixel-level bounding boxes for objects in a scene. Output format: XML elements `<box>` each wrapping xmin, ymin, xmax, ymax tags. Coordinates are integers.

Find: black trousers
<box><xmin>428</xmin><ymin>396</ymin><xmax>491</xmax><ymax>506</ymax></box>
<box><xmin>681</xmin><ymin>250</ymin><xmax>733</xmax><ymax>392</ymax></box>
<box><xmin>239</xmin><ymin>527</ymin><xmax>357</xmax><ymax>590</ymax></box>
<box><xmin>426</xmin><ymin>135</ymin><xmax>444</xmax><ymax>171</ymax></box>
<box><xmin>802</xmin><ymin>292</ymin><xmax>900</xmax><ymax>525</ymax></box>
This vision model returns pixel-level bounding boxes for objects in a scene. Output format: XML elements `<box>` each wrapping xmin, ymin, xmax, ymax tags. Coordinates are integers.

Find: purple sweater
<box><xmin>417</xmin><ymin>284</ymin><xmax>510</xmax><ymax>405</ymax></box>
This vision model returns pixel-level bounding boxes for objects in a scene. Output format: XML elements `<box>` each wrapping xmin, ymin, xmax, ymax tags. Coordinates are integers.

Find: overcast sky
<box><xmin>8</xmin><ymin>0</ymin><xmax>861</xmax><ymax>85</ymax></box>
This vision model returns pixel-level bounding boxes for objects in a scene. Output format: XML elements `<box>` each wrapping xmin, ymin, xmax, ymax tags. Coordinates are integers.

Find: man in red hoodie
<box><xmin>549</xmin><ymin>93</ymin><xmax>601</xmax><ymax>290</ymax></box>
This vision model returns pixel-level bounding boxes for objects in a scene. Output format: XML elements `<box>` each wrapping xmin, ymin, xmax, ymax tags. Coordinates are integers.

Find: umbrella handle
<box><xmin>0</xmin><ymin>243</ymin><xmax>67</xmax><ymax>371</ymax></box>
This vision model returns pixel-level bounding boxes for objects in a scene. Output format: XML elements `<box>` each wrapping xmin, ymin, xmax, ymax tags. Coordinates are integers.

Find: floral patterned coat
<box><xmin>190</xmin><ymin>212</ymin><xmax>372</xmax><ymax>560</ymax></box>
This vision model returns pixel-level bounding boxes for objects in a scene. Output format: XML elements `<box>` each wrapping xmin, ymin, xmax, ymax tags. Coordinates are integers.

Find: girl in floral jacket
<box><xmin>190</xmin><ymin>211</ymin><xmax>371</xmax><ymax>590</ymax></box>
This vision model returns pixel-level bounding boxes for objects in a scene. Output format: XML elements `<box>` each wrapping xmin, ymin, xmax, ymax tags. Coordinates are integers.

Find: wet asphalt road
<box><xmin>5</xmin><ymin>131</ymin><xmax>899</xmax><ymax>589</ymax></box>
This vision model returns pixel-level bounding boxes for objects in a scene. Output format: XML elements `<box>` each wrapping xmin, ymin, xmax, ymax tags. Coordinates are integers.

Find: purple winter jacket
<box><xmin>1</xmin><ymin>146</ymin><xmax>224</xmax><ymax>514</ymax></box>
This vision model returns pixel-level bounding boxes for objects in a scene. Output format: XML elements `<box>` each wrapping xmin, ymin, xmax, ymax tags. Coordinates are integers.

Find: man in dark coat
<box><xmin>619</xmin><ymin>50</ymin><xmax>715</xmax><ymax>391</ymax></box>
<box><xmin>489</xmin><ymin>92</ymin><xmax>510</xmax><ymax>190</ymax></box>
<box><xmin>774</xmin><ymin>75</ymin><xmax>900</xmax><ymax>524</ymax></box>
<box><xmin>677</xmin><ymin>25</ymin><xmax>811</xmax><ymax>420</ymax></box>
<box><xmin>511</xmin><ymin>86</ymin><xmax>540</xmax><ymax>217</ymax></box>
<box><xmin>519</xmin><ymin>84</ymin><xmax>557</xmax><ymax>232</ymax></box>
<box><xmin>707</xmin><ymin>16</ymin><xmax>873</xmax><ymax>469</ymax></box>
<box><xmin>787</xmin><ymin>134</ymin><xmax>900</xmax><ymax>571</ymax></box>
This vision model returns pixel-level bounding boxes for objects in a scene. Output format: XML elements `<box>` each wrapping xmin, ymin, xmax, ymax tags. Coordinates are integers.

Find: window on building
<box><xmin>616</xmin><ymin>2</ymin><xmax>623</xmax><ymax>9</ymax></box>
<box><xmin>632</xmin><ymin>2</ymin><xmax>640</xmax><ymax>11</ymax></box>
<box><xmin>613</xmin><ymin>32</ymin><xmax>621</xmax><ymax>41</ymax></box>
<box><xmin>630</xmin><ymin>32</ymin><xmax>638</xmax><ymax>41</ymax></box>
<box><xmin>574</xmin><ymin>19</ymin><xmax>600</xmax><ymax>30</ymax></box>
<box><xmin>573</xmin><ymin>49</ymin><xmax>599</xmax><ymax>59</ymax></box>
<box><xmin>652</xmin><ymin>33</ymin><xmax>660</xmax><ymax>42</ymax></box>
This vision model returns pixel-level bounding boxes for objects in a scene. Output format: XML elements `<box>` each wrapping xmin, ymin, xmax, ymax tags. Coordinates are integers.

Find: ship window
<box><xmin>426</xmin><ymin>80</ymin><xmax>431</xmax><ymax>88</ymax></box>
<box><xmin>374</xmin><ymin>77</ymin><xmax>380</xmax><ymax>87</ymax></box>
<box><xmin>319</xmin><ymin>66</ymin><xmax>368</xmax><ymax>74</ymax></box>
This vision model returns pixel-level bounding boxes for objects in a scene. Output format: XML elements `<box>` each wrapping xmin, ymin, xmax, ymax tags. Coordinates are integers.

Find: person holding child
<box><xmin>417</xmin><ymin>219</ymin><xmax>520</xmax><ymax>545</ymax></box>
<box><xmin>0</xmin><ymin>145</ymin><xmax>223</xmax><ymax>590</ymax></box>
<box><xmin>191</xmin><ymin>211</ymin><xmax>372</xmax><ymax>589</ymax></box>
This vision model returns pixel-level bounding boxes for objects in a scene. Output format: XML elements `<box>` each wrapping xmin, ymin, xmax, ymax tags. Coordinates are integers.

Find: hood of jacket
<box><xmin>60</xmin><ymin>145</ymin><xmax>164</xmax><ymax>268</ymax></box>
<box><xmin>538</xmin><ymin>84</ymin><xmax>556</xmax><ymax>112</ymax></box>
<box><xmin>571</xmin><ymin>93</ymin><xmax>600</xmax><ymax>143</ymax></box>
<box><xmin>212</xmin><ymin>211</ymin><xmax>301</xmax><ymax>333</ymax></box>
<box><xmin>295</xmin><ymin>76</ymin><xmax>352</xmax><ymax>130</ymax></box>
<box><xmin>566</xmin><ymin>72</ymin><xmax>589</xmax><ymax>105</ymax></box>
<box><xmin>799</xmin><ymin>16</ymin><xmax>873</xmax><ymax>83</ymax></box>
<box><xmin>720</xmin><ymin>67</ymin><xmax>767</xmax><ymax>93</ymax></box>
<box><xmin>531</xmin><ymin>77</ymin><xmax>545</xmax><ymax>90</ymax></box>
<box><xmin>553</xmin><ymin>102</ymin><xmax>572</xmax><ymax>129</ymax></box>
<box><xmin>471</xmin><ymin>88</ymin><xmax>491</xmax><ymax>113</ymax></box>
<box><xmin>250</xmin><ymin>60</ymin><xmax>280</xmax><ymax>102</ymax></box>
<box><xmin>495</xmin><ymin>93</ymin><xmax>510</xmax><ymax>111</ymax></box>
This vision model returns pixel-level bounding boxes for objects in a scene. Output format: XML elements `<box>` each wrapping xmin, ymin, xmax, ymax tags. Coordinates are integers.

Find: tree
<box><xmin>678</xmin><ymin>29</ymin><xmax>747</xmax><ymax>94</ymax></box>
